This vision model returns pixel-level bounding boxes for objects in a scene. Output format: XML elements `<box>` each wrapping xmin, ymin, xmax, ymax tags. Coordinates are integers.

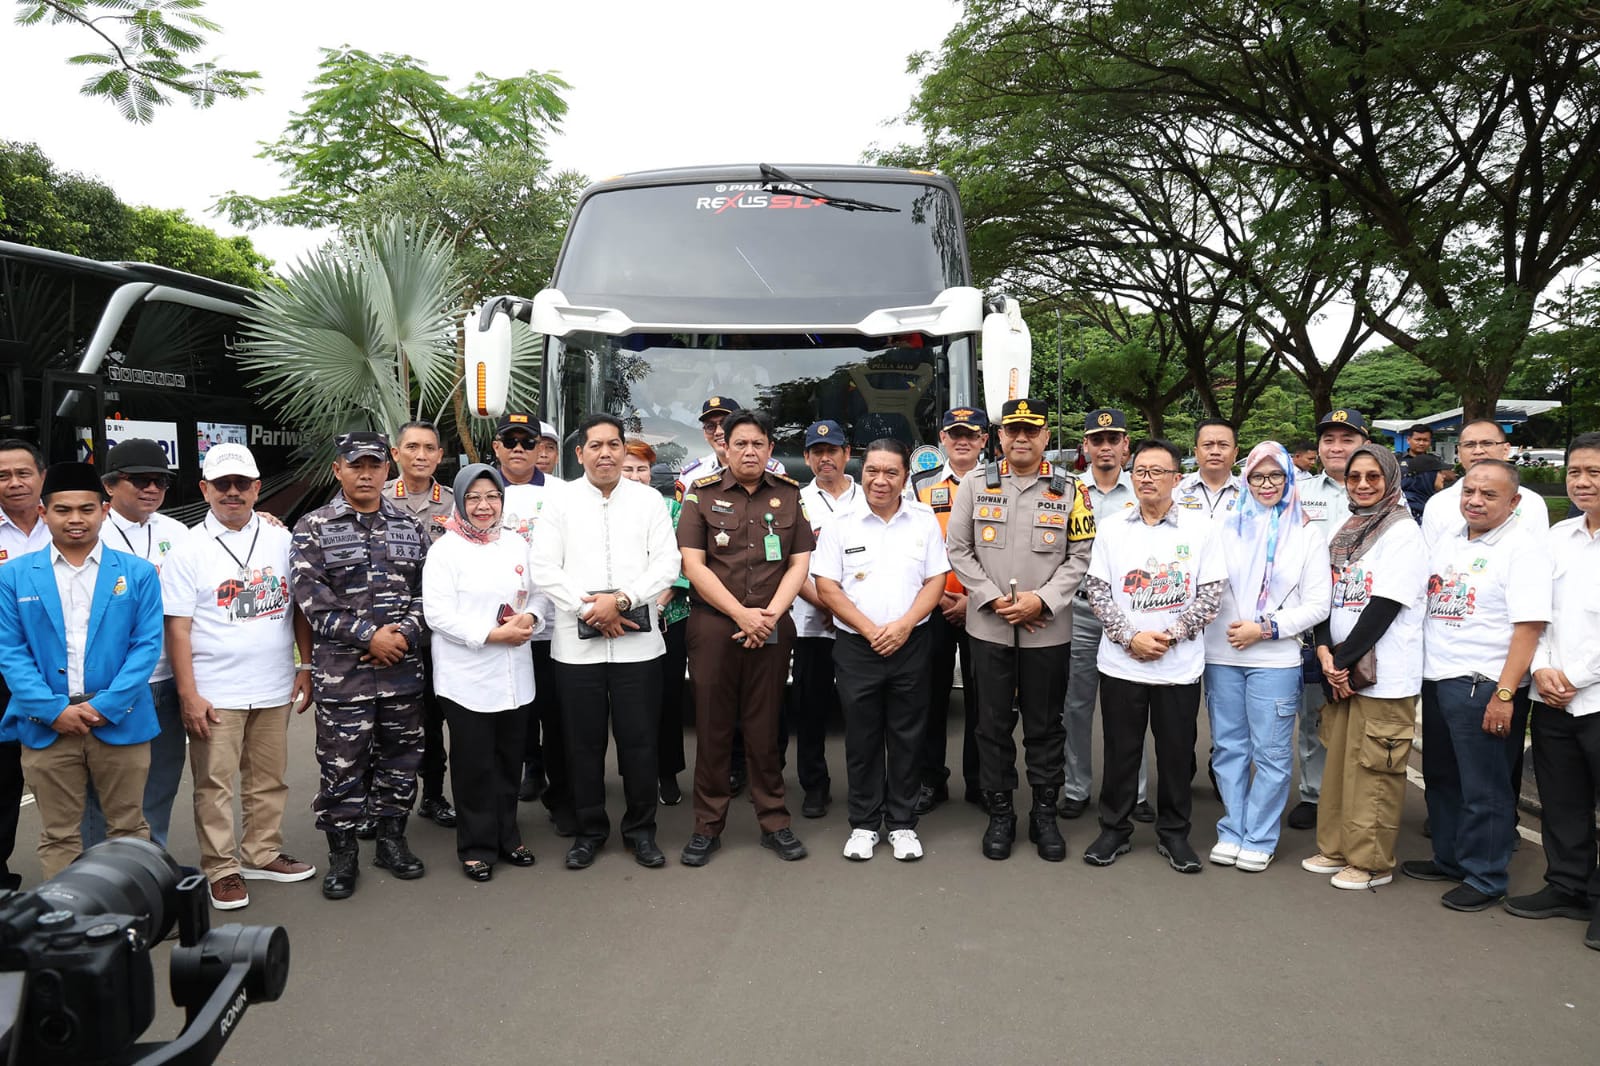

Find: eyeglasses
<box><xmin>462</xmin><ymin>491</ymin><xmax>503</xmax><ymax>505</ymax></box>
<box><xmin>701</xmin><ymin>418</ymin><xmax>727</xmax><ymax>435</ymax></box>
<box><xmin>1246</xmin><ymin>472</ymin><xmax>1287</xmax><ymax>487</ymax></box>
<box><xmin>1459</xmin><ymin>439</ymin><xmax>1504</xmax><ymax>451</ymax></box>
<box><xmin>498</xmin><ymin>435</ymin><xmax>536</xmax><ymax>451</ymax></box>
<box><xmin>1345</xmin><ymin>471</ymin><xmax>1386</xmax><ymax>485</ymax></box>
<box><xmin>1131</xmin><ymin>468</ymin><xmax>1178</xmax><ymax>481</ymax></box>
<box><xmin>207</xmin><ymin>476</ymin><xmax>255</xmax><ymax>493</ymax></box>
<box><xmin>119</xmin><ymin>474</ymin><xmax>171</xmax><ymax>490</ymax></box>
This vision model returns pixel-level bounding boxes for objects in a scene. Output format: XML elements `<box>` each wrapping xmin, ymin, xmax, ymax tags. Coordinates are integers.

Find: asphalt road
<box><xmin>9</xmin><ymin>705</ymin><xmax>1597</xmax><ymax>1066</ymax></box>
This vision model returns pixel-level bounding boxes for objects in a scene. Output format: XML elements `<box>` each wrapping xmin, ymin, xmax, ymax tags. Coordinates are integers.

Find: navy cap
<box><xmin>336</xmin><ymin>431</ymin><xmax>391</xmax><ymax>462</ymax></box>
<box><xmin>941</xmin><ymin>406</ymin><xmax>989</xmax><ymax>432</ymax></box>
<box><xmin>41</xmin><ymin>462</ymin><xmax>108</xmax><ymax>501</ymax></box>
<box><xmin>700</xmin><ymin>396</ymin><xmax>740</xmax><ymax>421</ymax></box>
<box><xmin>999</xmin><ymin>398</ymin><xmax>1048</xmax><ymax>427</ymax></box>
<box><xmin>495</xmin><ymin>412</ymin><xmax>537</xmax><ymax>437</ymax></box>
<box><xmin>804</xmin><ymin>420</ymin><xmax>847</xmax><ymax>450</ymax></box>
<box><xmin>1315</xmin><ymin>408</ymin><xmax>1371</xmax><ymax>439</ymax></box>
<box><xmin>1084</xmin><ymin>408</ymin><xmax>1128</xmax><ymax>434</ymax></box>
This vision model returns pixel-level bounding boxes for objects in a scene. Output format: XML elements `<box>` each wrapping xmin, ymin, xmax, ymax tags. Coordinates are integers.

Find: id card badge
<box><xmin>763</xmin><ymin>533</ymin><xmax>782</xmax><ymax>562</ymax></box>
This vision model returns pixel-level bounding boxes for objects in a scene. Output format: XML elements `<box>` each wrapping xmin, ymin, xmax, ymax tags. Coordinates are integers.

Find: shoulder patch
<box><xmin>692</xmin><ymin>474</ymin><xmax>722</xmax><ymax>488</ymax></box>
<box><xmin>770</xmin><ymin>473</ymin><xmax>800</xmax><ymax>488</ymax></box>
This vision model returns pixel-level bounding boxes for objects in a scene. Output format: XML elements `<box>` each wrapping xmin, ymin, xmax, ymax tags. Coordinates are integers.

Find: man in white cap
<box><xmin>534</xmin><ymin>421</ymin><xmax>564</xmax><ymax>481</ymax></box>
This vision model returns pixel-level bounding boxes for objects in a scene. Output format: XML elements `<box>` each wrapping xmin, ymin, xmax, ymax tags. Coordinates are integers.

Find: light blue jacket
<box><xmin>0</xmin><ymin>545</ymin><xmax>163</xmax><ymax>749</ymax></box>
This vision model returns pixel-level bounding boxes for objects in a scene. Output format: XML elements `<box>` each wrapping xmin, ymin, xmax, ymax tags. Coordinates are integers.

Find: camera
<box><xmin>0</xmin><ymin>838</ymin><xmax>290</xmax><ymax>1066</ymax></box>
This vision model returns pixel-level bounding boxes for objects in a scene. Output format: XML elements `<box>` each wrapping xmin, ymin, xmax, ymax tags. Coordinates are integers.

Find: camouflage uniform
<box><xmin>290</xmin><ymin>492</ymin><xmax>428</xmax><ymax>832</ymax></box>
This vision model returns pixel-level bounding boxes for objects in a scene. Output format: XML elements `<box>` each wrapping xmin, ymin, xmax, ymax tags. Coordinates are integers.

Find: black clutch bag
<box><xmin>577</xmin><ymin>593</ymin><xmax>653</xmax><ymax>640</ymax></box>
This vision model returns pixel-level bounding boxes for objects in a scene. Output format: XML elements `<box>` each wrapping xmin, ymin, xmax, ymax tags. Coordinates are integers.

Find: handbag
<box><xmin>577</xmin><ymin>591</ymin><xmax>653</xmax><ymax>640</ymax></box>
<box><xmin>1345</xmin><ymin>646</ymin><xmax>1378</xmax><ymax>692</ymax></box>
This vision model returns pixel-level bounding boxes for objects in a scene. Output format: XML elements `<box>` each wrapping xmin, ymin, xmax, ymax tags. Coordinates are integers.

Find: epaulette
<box><xmin>692</xmin><ymin>473</ymin><xmax>722</xmax><ymax>488</ymax></box>
<box><xmin>985</xmin><ymin>461</ymin><xmax>1003</xmax><ymax>489</ymax></box>
<box><xmin>769</xmin><ymin>472</ymin><xmax>800</xmax><ymax>488</ymax></box>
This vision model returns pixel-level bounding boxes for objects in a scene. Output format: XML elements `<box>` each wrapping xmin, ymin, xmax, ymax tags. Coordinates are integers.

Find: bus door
<box><xmin>41</xmin><ymin>371</ymin><xmax>105</xmax><ymax>466</ymax></box>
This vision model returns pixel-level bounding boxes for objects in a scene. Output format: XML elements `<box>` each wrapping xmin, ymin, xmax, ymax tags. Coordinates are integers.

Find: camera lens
<box><xmin>33</xmin><ymin>839</ymin><xmax>182</xmax><ymax>941</ymax></box>
<box><xmin>170</xmin><ymin>923</ymin><xmax>290</xmax><ymax>1007</ymax></box>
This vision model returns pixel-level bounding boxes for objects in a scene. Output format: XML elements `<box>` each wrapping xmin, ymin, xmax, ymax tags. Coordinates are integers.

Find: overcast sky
<box><xmin>0</xmin><ymin>0</ymin><xmax>958</xmax><ymax>269</ymax></box>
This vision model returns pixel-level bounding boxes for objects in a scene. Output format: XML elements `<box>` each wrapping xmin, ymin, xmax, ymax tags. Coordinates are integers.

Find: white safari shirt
<box><xmin>1531</xmin><ymin>516</ymin><xmax>1600</xmax><ymax>717</ymax></box>
<box><xmin>812</xmin><ymin>500</ymin><xmax>948</xmax><ymax>634</ymax></box>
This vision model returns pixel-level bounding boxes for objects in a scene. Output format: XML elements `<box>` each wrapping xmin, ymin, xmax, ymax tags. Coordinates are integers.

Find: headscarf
<box><xmin>1328</xmin><ymin>443</ymin><xmax>1410</xmax><ymax>569</ymax></box>
<box><xmin>446</xmin><ymin>463</ymin><xmax>505</xmax><ymax>545</ymax></box>
<box><xmin>1224</xmin><ymin>442</ymin><xmax>1304</xmax><ymax>619</ymax></box>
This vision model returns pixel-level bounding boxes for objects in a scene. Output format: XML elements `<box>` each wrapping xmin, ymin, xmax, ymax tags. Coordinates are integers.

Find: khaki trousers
<box><xmin>21</xmin><ymin>734</ymin><xmax>150</xmax><ymax>879</ymax></box>
<box><xmin>1316</xmin><ymin>692</ymin><xmax>1416</xmax><ymax>873</ymax></box>
<box><xmin>189</xmin><ymin>704</ymin><xmax>290</xmax><ymax>880</ymax></box>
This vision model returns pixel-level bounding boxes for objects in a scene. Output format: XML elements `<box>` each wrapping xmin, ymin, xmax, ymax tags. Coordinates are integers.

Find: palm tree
<box><xmin>237</xmin><ymin>217</ymin><xmax>463</xmax><ymax>478</ymax></box>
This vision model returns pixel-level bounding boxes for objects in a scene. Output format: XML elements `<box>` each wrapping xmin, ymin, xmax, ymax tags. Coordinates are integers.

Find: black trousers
<box><xmin>524</xmin><ymin>641</ymin><xmax>572</xmax><ymax>821</ymax></box>
<box><xmin>835</xmin><ymin>627</ymin><xmax>930</xmax><ymax>832</ymax></box>
<box><xmin>419</xmin><ymin>660</ymin><xmax>448</xmax><ymax>801</ymax></box>
<box><xmin>558</xmin><ymin>658</ymin><xmax>662</xmax><ymax>844</ymax></box>
<box><xmin>440</xmin><ymin>697</ymin><xmax>527</xmax><ymax>864</ymax></box>
<box><xmin>1099</xmin><ymin>674</ymin><xmax>1201</xmax><ymax>839</ymax></box>
<box><xmin>658</xmin><ymin>619</ymin><xmax>688</xmax><ymax>778</ymax></box>
<box><xmin>969</xmin><ymin>637</ymin><xmax>1069</xmax><ymax>792</ymax></box>
<box><xmin>920</xmin><ymin>612</ymin><xmax>980</xmax><ymax>791</ymax></box>
<box><xmin>1530</xmin><ymin>702</ymin><xmax>1600</xmax><ymax>902</ymax></box>
<box><xmin>780</xmin><ymin>636</ymin><xmax>836</xmax><ymax>795</ymax></box>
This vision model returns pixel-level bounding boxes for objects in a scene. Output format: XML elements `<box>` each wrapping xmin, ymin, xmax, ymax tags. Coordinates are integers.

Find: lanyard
<box><xmin>1196</xmin><ymin>481</ymin><xmax>1233</xmax><ymax>517</ymax></box>
<box><xmin>214</xmin><ymin>523</ymin><xmax>260</xmax><ymax>575</ymax></box>
<box><xmin>114</xmin><ymin>520</ymin><xmax>152</xmax><ymax>560</ymax></box>
<box><xmin>816</xmin><ymin>481</ymin><xmax>856</xmax><ymax>514</ymax></box>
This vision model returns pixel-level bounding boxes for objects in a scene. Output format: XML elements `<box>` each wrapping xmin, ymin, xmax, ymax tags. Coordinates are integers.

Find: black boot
<box><xmin>1029</xmin><ymin>787</ymin><xmax>1067</xmax><ymax>862</ymax></box>
<box><xmin>981</xmin><ymin>791</ymin><xmax>1016</xmax><ymax>861</ymax></box>
<box><xmin>372</xmin><ymin>815</ymin><xmax>426</xmax><ymax>880</ymax></box>
<box><xmin>323</xmin><ymin>829</ymin><xmax>359</xmax><ymax>900</ymax></box>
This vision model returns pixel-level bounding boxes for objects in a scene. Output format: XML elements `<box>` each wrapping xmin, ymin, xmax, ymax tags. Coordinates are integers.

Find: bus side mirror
<box><xmin>464</xmin><ymin>302</ymin><xmax>514</xmax><ymax>419</ymax></box>
<box><xmin>981</xmin><ymin>297</ymin><xmax>1032</xmax><ymax>418</ymax></box>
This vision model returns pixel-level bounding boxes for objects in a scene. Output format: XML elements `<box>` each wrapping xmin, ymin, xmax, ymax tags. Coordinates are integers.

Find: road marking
<box><xmin>1406</xmin><ymin>764</ymin><xmax>1542</xmax><ymax>846</ymax></box>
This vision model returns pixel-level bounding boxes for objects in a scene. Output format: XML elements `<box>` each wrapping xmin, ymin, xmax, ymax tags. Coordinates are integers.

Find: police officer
<box><xmin>676</xmin><ymin>409</ymin><xmax>814</xmax><ymax>866</ymax></box>
<box><xmin>291</xmin><ymin>431</ymin><xmax>429</xmax><ymax>899</ymax></box>
<box><xmin>383</xmin><ymin>420</ymin><xmax>456</xmax><ymax>832</ymax></box>
<box><xmin>946</xmin><ymin>398</ymin><xmax>1095</xmax><ymax>861</ymax></box>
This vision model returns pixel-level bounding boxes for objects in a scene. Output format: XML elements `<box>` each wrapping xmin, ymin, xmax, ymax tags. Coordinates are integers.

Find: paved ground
<box><xmin>10</xmin><ymin>706</ymin><xmax>1597</xmax><ymax>1065</ymax></box>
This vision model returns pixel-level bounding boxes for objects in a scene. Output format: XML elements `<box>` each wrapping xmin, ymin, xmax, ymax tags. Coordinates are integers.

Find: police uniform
<box><xmin>1172</xmin><ymin>471</ymin><xmax>1241</xmax><ymax>522</ymax></box>
<box><xmin>677</xmin><ymin>465</ymin><xmax>816</xmax><ymax>848</ymax></box>
<box><xmin>383</xmin><ymin>477</ymin><xmax>452</xmax><ymax>543</ymax></box>
<box><xmin>673</xmin><ymin>395</ymin><xmax>787</xmax><ymax>501</ymax></box>
<box><xmin>945</xmin><ymin>398</ymin><xmax>1095</xmax><ymax>859</ymax></box>
<box><xmin>290</xmin><ymin>435</ymin><xmax>429</xmax><ymax>842</ymax></box>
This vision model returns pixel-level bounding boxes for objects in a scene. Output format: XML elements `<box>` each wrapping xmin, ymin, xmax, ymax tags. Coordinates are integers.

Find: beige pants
<box><xmin>1317</xmin><ymin>692</ymin><xmax>1416</xmax><ymax>873</ymax></box>
<box><xmin>189</xmin><ymin>704</ymin><xmax>291</xmax><ymax>880</ymax></box>
<box><xmin>21</xmin><ymin>734</ymin><xmax>150</xmax><ymax>879</ymax></box>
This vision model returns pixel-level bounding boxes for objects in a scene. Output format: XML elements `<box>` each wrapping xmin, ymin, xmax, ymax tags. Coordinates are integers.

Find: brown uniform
<box><xmin>677</xmin><ymin>468</ymin><xmax>816</xmax><ymax>837</ymax></box>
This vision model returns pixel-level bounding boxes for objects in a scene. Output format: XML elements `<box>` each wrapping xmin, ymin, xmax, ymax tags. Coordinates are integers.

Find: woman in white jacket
<box><xmin>1203</xmin><ymin>442</ymin><xmax>1332</xmax><ymax>872</ymax></box>
<box><xmin>423</xmin><ymin>464</ymin><xmax>543</xmax><ymax>882</ymax></box>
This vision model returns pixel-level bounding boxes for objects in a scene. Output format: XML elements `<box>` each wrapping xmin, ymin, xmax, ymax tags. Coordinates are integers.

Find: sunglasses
<box><xmin>208</xmin><ymin>476</ymin><xmax>255</xmax><ymax>493</ymax></box>
<box><xmin>1345</xmin><ymin>471</ymin><xmax>1386</xmax><ymax>486</ymax></box>
<box><xmin>498</xmin><ymin>435</ymin><xmax>536</xmax><ymax>451</ymax></box>
<box><xmin>119</xmin><ymin>474</ymin><xmax>171</xmax><ymax>491</ymax></box>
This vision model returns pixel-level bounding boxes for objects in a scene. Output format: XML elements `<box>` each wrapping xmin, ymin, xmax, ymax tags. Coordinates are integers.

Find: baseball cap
<box><xmin>335</xmin><ymin>431</ymin><xmax>391</xmax><ymax>463</ymax></box>
<box><xmin>941</xmin><ymin>407</ymin><xmax>989</xmax><ymax>432</ymax></box>
<box><xmin>804</xmin><ymin>420</ymin><xmax>847</xmax><ymax>450</ymax></box>
<box><xmin>700</xmin><ymin>396</ymin><xmax>740</xmax><ymax>421</ymax></box>
<box><xmin>1315</xmin><ymin>408</ymin><xmax>1371</xmax><ymax>439</ymax></box>
<box><xmin>495</xmin><ymin>412</ymin><xmax>536</xmax><ymax>437</ymax></box>
<box><xmin>537</xmin><ymin>421</ymin><xmax>559</xmax><ymax>443</ymax></box>
<box><xmin>202</xmin><ymin>443</ymin><xmax>260</xmax><ymax>481</ymax></box>
<box><xmin>999</xmin><ymin>398</ymin><xmax>1048</xmax><ymax>428</ymax></box>
<box><xmin>105</xmin><ymin>438</ymin><xmax>171</xmax><ymax>476</ymax></box>
<box><xmin>1084</xmin><ymin>408</ymin><xmax>1128</xmax><ymax>434</ymax></box>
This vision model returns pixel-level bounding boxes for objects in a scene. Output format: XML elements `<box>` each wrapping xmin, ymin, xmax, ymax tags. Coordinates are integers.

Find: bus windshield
<box><xmin>553</xmin><ymin>180</ymin><xmax>968</xmax><ymax>325</ymax></box>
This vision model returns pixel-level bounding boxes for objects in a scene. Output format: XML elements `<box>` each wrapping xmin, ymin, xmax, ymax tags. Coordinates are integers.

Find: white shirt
<box><xmin>1329</xmin><ymin>519</ymin><xmax>1429</xmax><ymax>699</ymax></box>
<box><xmin>1204</xmin><ymin>520</ymin><xmax>1331</xmax><ymax>669</ymax></box>
<box><xmin>160</xmin><ymin>513</ymin><xmax>296</xmax><ymax>708</ymax></box>
<box><xmin>1172</xmin><ymin>473</ymin><xmax>1240</xmax><ymax>522</ymax></box>
<box><xmin>1423</xmin><ymin>520</ymin><xmax>1551</xmax><ymax>682</ymax></box>
<box><xmin>52</xmin><ymin>541</ymin><xmax>102</xmax><ymax>697</ymax></box>
<box><xmin>105</xmin><ymin>507</ymin><xmax>190</xmax><ymax>683</ymax></box>
<box><xmin>1299</xmin><ymin>472</ymin><xmax>1351</xmax><ymax>531</ymax></box>
<box><xmin>503</xmin><ymin>476</ymin><xmax>564</xmax><ymax>642</ymax></box>
<box><xmin>793</xmin><ymin>477</ymin><xmax>859</xmax><ymax>639</ymax></box>
<box><xmin>422</xmin><ymin>531</ymin><xmax>542</xmax><ymax>713</ymax></box>
<box><xmin>1531</xmin><ymin>516</ymin><xmax>1600</xmax><ymax>717</ymax></box>
<box><xmin>1421</xmin><ymin>478</ymin><xmax>1550</xmax><ymax>551</ymax></box>
<box><xmin>526</xmin><ymin>475</ymin><xmax>681</xmax><ymax>665</ymax></box>
<box><xmin>812</xmin><ymin>499</ymin><xmax>948</xmax><ymax>635</ymax></box>
<box><xmin>0</xmin><ymin>510</ymin><xmax>50</xmax><ymax>567</ymax></box>
<box><xmin>1091</xmin><ymin>506</ymin><xmax>1226</xmax><ymax>685</ymax></box>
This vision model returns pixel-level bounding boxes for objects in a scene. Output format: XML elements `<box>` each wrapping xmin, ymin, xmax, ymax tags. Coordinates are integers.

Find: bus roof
<box><xmin>579</xmin><ymin>163</ymin><xmax>956</xmax><ymax>200</ymax></box>
<box><xmin>0</xmin><ymin>239</ymin><xmax>257</xmax><ymax>307</ymax></box>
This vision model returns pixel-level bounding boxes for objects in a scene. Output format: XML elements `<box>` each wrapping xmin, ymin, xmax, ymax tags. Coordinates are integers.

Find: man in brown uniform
<box><xmin>677</xmin><ymin>409</ymin><xmax>814</xmax><ymax>866</ymax></box>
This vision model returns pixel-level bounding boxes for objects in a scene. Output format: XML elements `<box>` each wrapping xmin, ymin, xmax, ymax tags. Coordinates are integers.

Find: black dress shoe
<box><xmin>658</xmin><ymin>775</ymin><xmax>682</xmax><ymax>806</ymax></box>
<box><xmin>1441</xmin><ymin>883</ymin><xmax>1504</xmax><ymax>912</ymax></box>
<box><xmin>419</xmin><ymin>797</ymin><xmax>457</xmax><ymax>828</ymax></box>
<box><xmin>1401</xmin><ymin>859</ymin><xmax>1460</xmax><ymax>882</ymax></box>
<box><xmin>1056</xmin><ymin>794</ymin><xmax>1090</xmax><ymax>820</ymax></box>
<box><xmin>518</xmin><ymin>772</ymin><xmax>546</xmax><ymax>803</ymax></box>
<box><xmin>1157</xmin><ymin>836</ymin><xmax>1203</xmax><ymax>874</ymax></box>
<box><xmin>680</xmin><ymin>833</ymin><xmax>721</xmax><ymax>867</ymax></box>
<box><xmin>1286</xmin><ymin>801</ymin><xmax>1318</xmax><ymax>830</ymax></box>
<box><xmin>1132</xmin><ymin>800</ymin><xmax>1156</xmax><ymax>824</ymax></box>
<box><xmin>462</xmin><ymin>860</ymin><xmax>492</xmax><ymax>882</ymax></box>
<box><xmin>1587</xmin><ymin>912</ymin><xmax>1600</xmax><ymax>951</ymax></box>
<box><xmin>729</xmin><ymin>768</ymin><xmax>748</xmax><ymax>796</ymax></box>
<box><xmin>1504</xmin><ymin>884</ymin><xmax>1593</xmax><ymax>920</ymax></box>
<box><xmin>1083</xmin><ymin>829</ymin><xmax>1132</xmax><ymax>867</ymax></box>
<box><xmin>801</xmin><ymin>789</ymin><xmax>831</xmax><ymax>819</ymax></box>
<box><xmin>501</xmin><ymin>846</ymin><xmax>536</xmax><ymax>868</ymax></box>
<box><xmin>628</xmin><ymin>836</ymin><xmax>667</xmax><ymax>869</ymax></box>
<box><xmin>565</xmin><ymin>838</ymin><xmax>601</xmax><ymax>870</ymax></box>
<box><xmin>912</xmin><ymin>784</ymin><xmax>941</xmax><ymax>816</ymax></box>
<box><xmin>760</xmin><ymin>827</ymin><xmax>808</xmax><ymax>861</ymax></box>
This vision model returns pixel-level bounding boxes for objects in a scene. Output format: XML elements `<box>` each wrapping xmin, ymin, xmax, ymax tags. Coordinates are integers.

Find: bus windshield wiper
<box><xmin>757</xmin><ymin>163</ymin><xmax>901</xmax><ymax>213</ymax></box>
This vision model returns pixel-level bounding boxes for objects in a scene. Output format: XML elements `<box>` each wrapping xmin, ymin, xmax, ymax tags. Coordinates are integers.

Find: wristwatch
<box><xmin>613</xmin><ymin>592</ymin><xmax>633</xmax><ymax>612</ymax></box>
<box><xmin>1494</xmin><ymin>687</ymin><xmax>1514</xmax><ymax>702</ymax></box>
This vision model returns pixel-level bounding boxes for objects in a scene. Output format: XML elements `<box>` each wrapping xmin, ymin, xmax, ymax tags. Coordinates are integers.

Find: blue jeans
<box><xmin>1421</xmin><ymin>678</ymin><xmax>1529</xmax><ymax>896</ymax></box>
<box><xmin>1204</xmin><ymin>663</ymin><xmax>1300</xmax><ymax>853</ymax></box>
<box><xmin>83</xmin><ymin>677</ymin><xmax>184</xmax><ymax>849</ymax></box>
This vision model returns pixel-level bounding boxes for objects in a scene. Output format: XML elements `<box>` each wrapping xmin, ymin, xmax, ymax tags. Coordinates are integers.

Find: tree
<box><xmin>236</xmin><ymin>218</ymin><xmax>462</xmax><ymax>480</ymax></box>
<box><xmin>1332</xmin><ymin>348</ymin><xmax>1455</xmax><ymax>425</ymax></box>
<box><xmin>15</xmin><ymin>0</ymin><xmax>258</xmax><ymax>122</ymax></box>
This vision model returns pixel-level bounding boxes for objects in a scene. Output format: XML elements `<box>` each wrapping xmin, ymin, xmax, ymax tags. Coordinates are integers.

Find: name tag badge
<box><xmin>763</xmin><ymin>533</ymin><xmax>782</xmax><ymax>562</ymax></box>
<box><xmin>930</xmin><ymin>487</ymin><xmax>950</xmax><ymax>507</ymax></box>
<box><xmin>711</xmin><ymin>499</ymin><xmax>735</xmax><ymax>514</ymax></box>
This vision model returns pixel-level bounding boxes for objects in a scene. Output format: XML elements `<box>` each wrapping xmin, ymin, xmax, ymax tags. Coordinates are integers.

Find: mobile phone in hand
<box><xmin>496</xmin><ymin>603</ymin><xmax>515</xmax><ymax>625</ymax></box>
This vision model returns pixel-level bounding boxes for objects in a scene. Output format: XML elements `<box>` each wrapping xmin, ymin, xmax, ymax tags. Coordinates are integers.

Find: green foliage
<box><xmin>14</xmin><ymin>0</ymin><xmax>258</xmax><ymax>122</ymax></box>
<box><xmin>0</xmin><ymin>139</ymin><xmax>273</xmax><ymax>286</ymax></box>
<box><xmin>1330</xmin><ymin>348</ymin><xmax>1455</xmax><ymax>425</ymax></box>
<box><xmin>236</xmin><ymin>218</ymin><xmax>463</xmax><ymax>480</ymax></box>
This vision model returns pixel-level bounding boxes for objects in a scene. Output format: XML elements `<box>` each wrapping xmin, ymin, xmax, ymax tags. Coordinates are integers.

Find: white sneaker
<box><xmin>1235</xmin><ymin>849</ymin><xmax>1274</xmax><ymax>872</ymax></box>
<box><xmin>1209</xmin><ymin>841</ymin><xmax>1240</xmax><ymax>866</ymax></box>
<box><xmin>842</xmin><ymin>828</ymin><xmax>879</xmax><ymax>861</ymax></box>
<box><xmin>888</xmin><ymin>829</ymin><xmax>923</xmax><ymax>861</ymax></box>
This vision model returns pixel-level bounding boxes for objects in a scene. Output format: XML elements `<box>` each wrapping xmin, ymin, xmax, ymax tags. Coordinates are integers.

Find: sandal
<box><xmin>462</xmin><ymin>860</ymin><xmax>492</xmax><ymax>882</ymax></box>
